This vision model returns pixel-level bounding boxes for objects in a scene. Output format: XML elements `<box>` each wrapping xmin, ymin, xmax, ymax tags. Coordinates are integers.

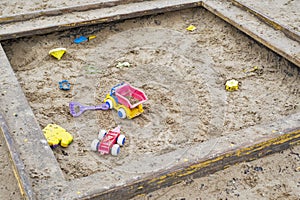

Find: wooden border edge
<box><xmin>0</xmin><ymin>1</ymin><xmax>203</xmax><ymax>41</ymax></box>
<box><xmin>0</xmin><ymin>114</ymin><xmax>35</xmax><ymax>200</ymax></box>
<box><xmin>0</xmin><ymin>0</ymin><xmax>145</xmax><ymax>24</ymax></box>
<box><xmin>202</xmin><ymin>0</ymin><xmax>300</xmax><ymax>68</ymax></box>
<box><xmin>80</xmin><ymin>128</ymin><xmax>300</xmax><ymax>200</ymax></box>
<box><xmin>228</xmin><ymin>0</ymin><xmax>300</xmax><ymax>43</ymax></box>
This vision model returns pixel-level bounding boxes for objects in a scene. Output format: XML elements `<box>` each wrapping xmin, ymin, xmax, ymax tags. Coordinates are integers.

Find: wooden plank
<box><xmin>0</xmin><ymin>114</ymin><xmax>34</xmax><ymax>200</ymax></box>
<box><xmin>0</xmin><ymin>0</ymin><xmax>202</xmax><ymax>41</ymax></box>
<box><xmin>229</xmin><ymin>0</ymin><xmax>300</xmax><ymax>43</ymax></box>
<box><xmin>202</xmin><ymin>0</ymin><xmax>300</xmax><ymax>68</ymax></box>
<box><xmin>0</xmin><ymin>0</ymin><xmax>146</xmax><ymax>24</ymax></box>
<box><xmin>0</xmin><ymin>44</ymin><xmax>66</xmax><ymax>200</ymax></box>
<box><xmin>76</xmin><ymin>127</ymin><xmax>300</xmax><ymax>199</ymax></box>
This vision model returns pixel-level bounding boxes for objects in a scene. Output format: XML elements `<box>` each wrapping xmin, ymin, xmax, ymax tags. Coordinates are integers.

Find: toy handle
<box><xmin>69</xmin><ymin>102</ymin><xmax>109</xmax><ymax>117</ymax></box>
<box><xmin>84</xmin><ymin>105</ymin><xmax>109</xmax><ymax>111</ymax></box>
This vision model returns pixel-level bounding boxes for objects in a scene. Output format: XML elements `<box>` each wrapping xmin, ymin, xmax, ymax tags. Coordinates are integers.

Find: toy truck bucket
<box><xmin>115</xmin><ymin>83</ymin><xmax>147</xmax><ymax>109</ymax></box>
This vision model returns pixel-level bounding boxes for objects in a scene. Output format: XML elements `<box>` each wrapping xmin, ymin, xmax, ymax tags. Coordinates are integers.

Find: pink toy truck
<box><xmin>104</xmin><ymin>82</ymin><xmax>148</xmax><ymax>119</ymax></box>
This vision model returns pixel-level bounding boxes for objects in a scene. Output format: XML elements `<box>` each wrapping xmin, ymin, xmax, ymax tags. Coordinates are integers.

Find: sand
<box><xmin>0</xmin><ymin>1</ymin><xmax>300</xmax><ymax>199</ymax></box>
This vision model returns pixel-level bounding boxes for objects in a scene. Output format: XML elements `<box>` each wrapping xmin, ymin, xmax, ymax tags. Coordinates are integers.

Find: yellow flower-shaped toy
<box><xmin>43</xmin><ymin>124</ymin><xmax>73</xmax><ymax>148</ymax></box>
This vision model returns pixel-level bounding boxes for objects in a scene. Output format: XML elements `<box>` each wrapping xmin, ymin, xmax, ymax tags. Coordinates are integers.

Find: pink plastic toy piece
<box><xmin>115</xmin><ymin>83</ymin><xmax>147</xmax><ymax>109</ymax></box>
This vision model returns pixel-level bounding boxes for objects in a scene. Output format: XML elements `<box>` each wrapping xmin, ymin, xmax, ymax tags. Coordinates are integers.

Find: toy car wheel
<box><xmin>111</xmin><ymin>144</ymin><xmax>120</xmax><ymax>156</ymax></box>
<box><xmin>105</xmin><ymin>99</ymin><xmax>113</xmax><ymax>109</ymax></box>
<box><xmin>91</xmin><ymin>139</ymin><xmax>99</xmax><ymax>151</ymax></box>
<box><xmin>117</xmin><ymin>134</ymin><xmax>126</xmax><ymax>146</ymax></box>
<box><xmin>117</xmin><ymin>108</ymin><xmax>127</xmax><ymax>119</ymax></box>
<box><xmin>98</xmin><ymin>129</ymin><xmax>107</xmax><ymax>141</ymax></box>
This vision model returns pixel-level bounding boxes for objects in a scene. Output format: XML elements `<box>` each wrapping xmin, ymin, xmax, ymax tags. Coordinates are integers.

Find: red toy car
<box><xmin>91</xmin><ymin>126</ymin><xmax>125</xmax><ymax>156</ymax></box>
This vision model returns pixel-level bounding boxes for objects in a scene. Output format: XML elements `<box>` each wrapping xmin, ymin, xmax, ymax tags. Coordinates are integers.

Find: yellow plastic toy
<box><xmin>49</xmin><ymin>48</ymin><xmax>67</xmax><ymax>60</ymax></box>
<box><xmin>43</xmin><ymin>124</ymin><xmax>73</xmax><ymax>147</ymax></box>
<box><xmin>186</xmin><ymin>25</ymin><xmax>196</xmax><ymax>31</ymax></box>
<box><xmin>225</xmin><ymin>79</ymin><xmax>239</xmax><ymax>91</ymax></box>
<box><xmin>88</xmin><ymin>35</ymin><xmax>96</xmax><ymax>40</ymax></box>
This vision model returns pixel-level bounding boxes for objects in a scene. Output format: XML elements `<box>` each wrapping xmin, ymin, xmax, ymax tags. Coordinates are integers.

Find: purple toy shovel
<box><xmin>69</xmin><ymin>102</ymin><xmax>109</xmax><ymax>117</ymax></box>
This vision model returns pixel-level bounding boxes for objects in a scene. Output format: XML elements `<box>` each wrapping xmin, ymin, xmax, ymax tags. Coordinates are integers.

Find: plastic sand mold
<box><xmin>186</xmin><ymin>25</ymin><xmax>196</xmax><ymax>31</ymax></box>
<box><xmin>43</xmin><ymin>124</ymin><xmax>73</xmax><ymax>148</ymax></box>
<box><xmin>225</xmin><ymin>79</ymin><xmax>239</xmax><ymax>91</ymax></box>
<box><xmin>74</xmin><ymin>36</ymin><xmax>88</xmax><ymax>44</ymax></box>
<box><xmin>49</xmin><ymin>48</ymin><xmax>66</xmax><ymax>60</ymax></box>
<box><xmin>59</xmin><ymin>80</ymin><xmax>71</xmax><ymax>90</ymax></box>
<box><xmin>74</xmin><ymin>35</ymin><xmax>96</xmax><ymax>44</ymax></box>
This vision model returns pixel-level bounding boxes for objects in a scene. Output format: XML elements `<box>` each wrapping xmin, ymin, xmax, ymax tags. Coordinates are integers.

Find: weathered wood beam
<box><xmin>229</xmin><ymin>0</ymin><xmax>300</xmax><ymax>44</ymax></box>
<box><xmin>77</xmin><ymin>127</ymin><xmax>300</xmax><ymax>199</ymax></box>
<box><xmin>0</xmin><ymin>114</ymin><xmax>34</xmax><ymax>200</ymax></box>
<box><xmin>0</xmin><ymin>0</ymin><xmax>146</xmax><ymax>24</ymax></box>
<box><xmin>202</xmin><ymin>0</ymin><xmax>300</xmax><ymax>67</ymax></box>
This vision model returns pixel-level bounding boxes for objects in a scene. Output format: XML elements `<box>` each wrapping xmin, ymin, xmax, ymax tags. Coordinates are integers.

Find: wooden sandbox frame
<box><xmin>0</xmin><ymin>0</ymin><xmax>299</xmax><ymax>199</ymax></box>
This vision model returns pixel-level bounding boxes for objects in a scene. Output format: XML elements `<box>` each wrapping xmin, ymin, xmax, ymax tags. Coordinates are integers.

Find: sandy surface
<box><xmin>0</xmin><ymin>1</ymin><xmax>300</xmax><ymax>200</ymax></box>
<box><xmin>3</xmin><ymin>6</ymin><xmax>300</xmax><ymax>179</ymax></box>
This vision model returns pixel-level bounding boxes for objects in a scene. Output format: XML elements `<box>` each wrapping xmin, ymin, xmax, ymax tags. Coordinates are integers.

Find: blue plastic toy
<box><xmin>59</xmin><ymin>80</ymin><xmax>71</xmax><ymax>90</ymax></box>
<box><xmin>74</xmin><ymin>36</ymin><xmax>88</xmax><ymax>44</ymax></box>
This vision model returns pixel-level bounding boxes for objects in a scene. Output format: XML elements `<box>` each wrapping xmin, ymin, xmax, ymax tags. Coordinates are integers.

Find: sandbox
<box><xmin>0</xmin><ymin>0</ymin><xmax>299</xmax><ymax>199</ymax></box>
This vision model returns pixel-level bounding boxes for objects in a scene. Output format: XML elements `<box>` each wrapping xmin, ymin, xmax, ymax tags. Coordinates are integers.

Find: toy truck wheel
<box><xmin>117</xmin><ymin>134</ymin><xmax>126</xmax><ymax>146</ymax></box>
<box><xmin>117</xmin><ymin>108</ymin><xmax>127</xmax><ymax>119</ymax></box>
<box><xmin>105</xmin><ymin>99</ymin><xmax>113</xmax><ymax>109</ymax></box>
<box><xmin>111</xmin><ymin>144</ymin><xmax>120</xmax><ymax>156</ymax></box>
<box><xmin>91</xmin><ymin>139</ymin><xmax>99</xmax><ymax>151</ymax></box>
<box><xmin>98</xmin><ymin>129</ymin><xmax>107</xmax><ymax>141</ymax></box>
